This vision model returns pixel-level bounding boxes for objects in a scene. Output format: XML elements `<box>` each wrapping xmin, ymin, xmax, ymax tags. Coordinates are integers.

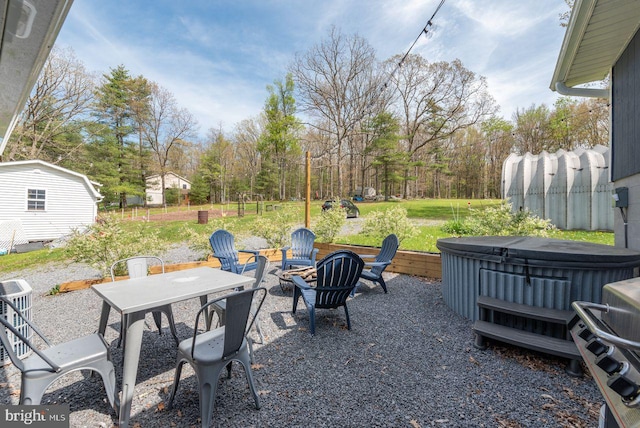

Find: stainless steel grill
<box><xmin>572</xmin><ymin>277</ymin><xmax>640</xmax><ymax>428</ymax></box>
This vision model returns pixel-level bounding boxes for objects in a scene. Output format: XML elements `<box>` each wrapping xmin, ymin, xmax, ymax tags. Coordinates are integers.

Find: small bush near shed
<box><xmin>314</xmin><ymin>202</ymin><xmax>346</xmax><ymax>243</ymax></box>
<box><xmin>361</xmin><ymin>206</ymin><xmax>417</xmax><ymax>243</ymax></box>
<box><xmin>442</xmin><ymin>200</ymin><xmax>555</xmax><ymax>237</ymax></box>
<box><xmin>249</xmin><ymin>205</ymin><xmax>300</xmax><ymax>248</ymax></box>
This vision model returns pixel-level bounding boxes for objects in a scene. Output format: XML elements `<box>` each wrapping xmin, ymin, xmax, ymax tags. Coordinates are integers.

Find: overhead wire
<box><xmin>396</xmin><ymin>0</ymin><xmax>446</xmax><ymax>73</ymax></box>
<box><xmin>364</xmin><ymin>0</ymin><xmax>447</xmax><ymax>119</ymax></box>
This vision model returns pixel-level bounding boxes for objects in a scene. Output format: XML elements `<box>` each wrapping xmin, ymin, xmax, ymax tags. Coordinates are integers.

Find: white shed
<box><xmin>0</xmin><ymin>160</ymin><xmax>102</xmax><ymax>244</ymax></box>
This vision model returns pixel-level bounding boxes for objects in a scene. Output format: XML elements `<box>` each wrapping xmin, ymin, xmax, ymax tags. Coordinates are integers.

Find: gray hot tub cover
<box><xmin>436</xmin><ymin>236</ymin><xmax>640</xmax><ymax>269</ymax></box>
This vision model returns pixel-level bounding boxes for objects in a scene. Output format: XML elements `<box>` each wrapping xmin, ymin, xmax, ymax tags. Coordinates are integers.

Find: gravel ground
<box><xmin>0</xmin><ymin>245</ymin><xmax>603</xmax><ymax>428</ymax></box>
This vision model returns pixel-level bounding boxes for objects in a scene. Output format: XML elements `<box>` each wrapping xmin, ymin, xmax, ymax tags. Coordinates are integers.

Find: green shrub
<box><xmin>314</xmin><ymin>202</ymin><xmax>346</xmax><ymax>243</ymax></box>
<box><xmin>361</xmin><ymin>206</ymin><xmax>417</xmax><ymax>243</ymax></box>
<box><xmin>165</xmin><ymin>187</ymin><xmax>180</xmax><ymax>205</ymax></box>
<box><xmin>250</xmin><ymin>205</ymin><xmax>301</xmax><ymax>248</ymax></box>
<box><xmin>64</xmin><ymin>214</ymin><xmax>166</xmax><ymax>278</ymax></box>
<box><xmin>180</xmin><ymin>217</ymin><xmax>238</xmax><ymax>256</ymax></box>
<box><xmin>442</xmin><ymin>200</ymin><xmax>555</xmax><ymax>237</ymax></box>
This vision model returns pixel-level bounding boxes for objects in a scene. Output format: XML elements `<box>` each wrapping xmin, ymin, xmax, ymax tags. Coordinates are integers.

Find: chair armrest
<box><xmin>292</xmin><ymin>276</ymin><xmax>312</xmax><ymax>290</ymax></box>
<box><xmin>239</xmin><ymin>249</ymin><xmax>260</xmax><ymax>256</ymax></box>
<box><xmin>365</xmin><ymin>261</ymin><xmax>390</xmax><ymax>268</ymax></box>
<box><xmin>357</xmin><ymin>254</ymin><xmax>377</xmax><ymax>259</ymax></box>
<box><xmin>280</xmin><ymin>246</ymin><xmax>291</xmax><ymax>252</ymax></box>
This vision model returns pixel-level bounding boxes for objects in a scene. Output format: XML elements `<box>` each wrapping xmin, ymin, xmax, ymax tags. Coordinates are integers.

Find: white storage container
<box><xmin>502</xmin><ymin>145</ymin><xmax>613</xmax><ymax>231</ymax></box>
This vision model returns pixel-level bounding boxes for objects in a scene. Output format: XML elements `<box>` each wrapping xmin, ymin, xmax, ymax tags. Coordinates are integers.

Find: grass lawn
<box><xmin>0</xmin><ymin>198</ymin><xmax>615</xmax><ymax>273</ymax></box>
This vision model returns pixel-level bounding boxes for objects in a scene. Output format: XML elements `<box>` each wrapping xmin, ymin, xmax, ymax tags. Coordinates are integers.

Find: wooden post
<box><xmin>305</xmin><ymin>151</ymin><xmax>311</xmax><ymax>228</ymax></box>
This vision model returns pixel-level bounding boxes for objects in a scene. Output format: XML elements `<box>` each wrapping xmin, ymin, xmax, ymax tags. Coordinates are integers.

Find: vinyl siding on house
<box><xmin>0</xmin><ymin>161</ymin><xmax>100</xmax><ymax>241</ymax></box>
<box><xmin>145</xmin><ymin>173</ymin><xmax>191</xmax><ymax>206</ymax></box>
<box><xmin>612</xmin><ymin>28</ymin><xmax>640</xmax><ymax>182</ymax></box>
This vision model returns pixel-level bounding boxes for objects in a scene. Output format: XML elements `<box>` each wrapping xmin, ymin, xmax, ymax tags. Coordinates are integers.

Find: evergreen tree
<box><xmin>258</xmin><ymin>74</ymin><xmax>301</xmax><ymax>200</ymax></box>
<box><xmin>93</xmin><ymin>65</ymin><xmax>143</xmax><ymax>207</ymax></box>
<box><xmin>365</xmin><ymin>112</ymin><xmax>407</xmax><ymax>200</ymax></box>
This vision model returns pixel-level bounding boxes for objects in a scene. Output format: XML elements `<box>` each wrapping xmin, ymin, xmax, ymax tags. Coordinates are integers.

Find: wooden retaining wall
<box><xmin>59</xmin><ymin>245</ymin><xmax>441</xmax><ymax>293</ymax></box>
<box><xmin>314</xmin><ymin>243</ymin><xmax>441</xmax><ymax>279</ymax></box>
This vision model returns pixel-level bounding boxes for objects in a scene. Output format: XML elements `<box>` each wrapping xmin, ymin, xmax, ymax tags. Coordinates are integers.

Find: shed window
<box><xmin>182</xmin><ymin>184</ymin><xmax>187</xmax><ymax>189</ymax></box>
<box><xmin>27</xmin><ymin>189</ymin><xmax>46</xmax><ymax>211</ymax></box>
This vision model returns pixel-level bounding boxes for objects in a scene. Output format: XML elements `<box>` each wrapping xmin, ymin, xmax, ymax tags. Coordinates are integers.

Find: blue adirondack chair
<box><xmin>209</xmin><ymin>229</ymin><xmax>259</xmax><ymax>274</ymax></box>
<box><xmin>358</xmin><ymin>234</ymin><xmax>399</xmax><ymax>293</ymax></box>
<box><xmin>280</xmin><ymin>227</ymin><xmax>319</xmax><ymax>271</ymax></box>
<box><xmin>292</xmin><ymin>250</ymin><xmax>364</xmax><ymax>335</ymax></box>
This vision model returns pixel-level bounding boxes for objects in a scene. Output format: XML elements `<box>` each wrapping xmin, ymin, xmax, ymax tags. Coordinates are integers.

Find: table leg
<box><xmin>199</xmin><ymin>295</ymin><xmax>211</xmax><ymax>330</ymax></box>
<box><xmin>98</xmin><ymin>301</ymin><xmax>111</xmax><ymax>337</ymax></box>
<box><xmin>118</xmin><ymin>311</ymin><xmax>145</xmax><ymax>428</ymax></box>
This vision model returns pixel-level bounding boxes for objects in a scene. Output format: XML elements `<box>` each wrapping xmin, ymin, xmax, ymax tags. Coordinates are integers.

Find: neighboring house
<box><xmin>551</xmin><ymin>0</ymin><xmax>640</xmax><ymax>249</ymax></box>
<box><xmin>0</xmin><ymin>160</ymin><xmax>102</xmax><ymax>244</ymax></box>
<box><xmin>145</xmin><ymin>172</ymin><xmax>191</xmax><ymax>206</ymax></box>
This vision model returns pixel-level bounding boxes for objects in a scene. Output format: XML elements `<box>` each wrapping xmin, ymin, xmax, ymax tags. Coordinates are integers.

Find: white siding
<box><xmin>0</xmin><ymin>163</ymin><xmax>99</xmax><ymax>241</ymax></box>
<box><xmin>145</xmin><ymin>173</ymin><xmax>191</xmax><ymax>206</ymax></box>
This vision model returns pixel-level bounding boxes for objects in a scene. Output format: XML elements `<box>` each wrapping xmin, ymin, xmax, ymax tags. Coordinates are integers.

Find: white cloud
<box><xmin>55</xmin><ymin>0</ymin><xmax>572</xmax><ymax>135</ymax></box>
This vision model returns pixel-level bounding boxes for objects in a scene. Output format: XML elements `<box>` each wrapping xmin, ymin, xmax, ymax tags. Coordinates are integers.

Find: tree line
<box><xmin>3</xmin><ymin>27</ymin><xmax>608</xmax><ymax>206</ymax></box>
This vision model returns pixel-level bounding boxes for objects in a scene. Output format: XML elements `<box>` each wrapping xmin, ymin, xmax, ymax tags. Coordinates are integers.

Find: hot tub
<box><xmin>437</xmin><ymin>236</ymin><xmax>640</xmax><ymax>321</ymax></box>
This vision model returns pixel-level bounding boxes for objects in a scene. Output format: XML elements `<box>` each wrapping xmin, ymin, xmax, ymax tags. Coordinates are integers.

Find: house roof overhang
<box><xmin>0</xmin><ymin>0</ymin><xmax>74</xmax><ymax>157</ymax></box>
<box><xmin>0</xmin><ymin>159</ymin><xmax>102</xmax><ymax>199</ymax></box>
<box><xmin>550</xmin><ymin>0</ymin><xmax>640</xmax><ymax>93</ymax></box>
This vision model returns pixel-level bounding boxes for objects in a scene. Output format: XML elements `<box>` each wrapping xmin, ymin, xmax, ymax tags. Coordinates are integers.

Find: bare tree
<box><xmin>512</xmin><ymin>104</ymin><xmax>553</xmax><ymax>154</ymax></box>
<box><xmin>481</xmin><ymin>117</ymin><xmax>514</xmax><ymax>198</ymax></box>
<box><xmin>234</xmin><ymin>115</ymin><xmax>266</xmax><ymax>197</ymax></box>
<box><xmin>388</xmin><ymin>54</ymin><xmax>497</xmax><ymax>198</ymax></box>
<box><xmin>142</xmin><ymin>83</ymin><xmax>198</xmax><ymax>205</ymax></box>
<box><xmin>6</xmin><ymin>46</ymin><xmax>95</xmax><ymax>163</ymax></box>
<box><xmin>290</xmin><ymin>27</ymin><xmax>381</xmax><ymax>197</ymax></box>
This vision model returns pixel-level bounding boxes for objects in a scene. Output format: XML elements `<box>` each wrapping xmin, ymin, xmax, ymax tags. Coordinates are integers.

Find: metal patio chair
<box><xmin>357</xmin><ymin>234</ymin><xmax>399</xmax><ymax>294</ymax></box>
<box><xmin>0</xmin><ymin>296</ymin><xmax>118</xmax><ymax>410</ymax></box>
<box><xmin>280</xmin><ymin>227</ymin><xmax>319</xmax><ymax>270</ymax></box>
<box><xmin>110</xmin><ymin>256</ymin><xmax>179</xmax><ymax>347</ymax></box>
<box><xmin>209</xmin><ymin>229</ymin><xmax>260</xmax><ymax>274</ymax></box>
<box><xmin>167</xmin><ymin>287</ymin><xmax>267</xmax><ymax>427</ymax></box>
<box><xmin>208</xmin><ymin>254</ymin><xmax>270</xmax><ymax>363</ymax></box>
<box><xmin>292</xmin><ymin>250</ymin><xmax>364</xmax><ymax>335</ymax></box>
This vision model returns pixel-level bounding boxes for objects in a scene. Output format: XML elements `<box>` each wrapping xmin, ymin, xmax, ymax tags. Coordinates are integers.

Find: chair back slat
<box><xmin>314</xmin><ymin>250</ymin><xmax>364</xmax><ymax>309</ymax></box>
<box><xmin>209</xmin><ymin>230</ymin><xmax>239</xmax><ymax>268</ymax></box>
<box><xmin>371</xmin><ymin>234</ymin><xmax>399</xmax><ymax>275</ymax></box>
<box><xmin>192</xmin><ymin>287</ymin><xmax>267</xmax><ymax>361</ymax></box>
<box><xmin>110</xmin><ymin>256</ymin><xmax>164</xmax><ymax>281</ymax></box>
<box><xmin>222</xmin><ymin>291</ymin><xmax>253</xmax><ymax>358</ymax></box>
<box><xmin>290</xmin><ymin>228</ymin><xmax>316</xmax><ymax>259</ymax></box>
<box><xmin>126</xmin><ymin>258</ymin><xmax>149</xmax><ymax>278</ymax></box>
<box><xmin>209</xmin><ymin>229</ymin><xmax>241</xmax><ymax>273</ymax></box>
<box><xmin>253</xmin><ymin>255</ymin><xmax>270</xmax><ymax>288</ymax></box>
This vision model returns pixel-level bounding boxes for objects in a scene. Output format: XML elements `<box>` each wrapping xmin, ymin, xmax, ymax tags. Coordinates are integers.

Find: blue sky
<box><xmin>55</xmin><ymin>0</ymin><xmax>569</xmax><ymax>139</ymax></box>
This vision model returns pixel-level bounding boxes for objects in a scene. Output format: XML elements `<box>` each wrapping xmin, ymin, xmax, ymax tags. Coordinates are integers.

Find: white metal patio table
<box><xmin>92</xmin><ymin>266</ymin><xmax>253</xmax><ymax>428</ymax></box>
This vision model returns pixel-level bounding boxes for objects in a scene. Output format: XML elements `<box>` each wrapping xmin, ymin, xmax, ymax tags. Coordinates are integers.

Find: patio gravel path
<box><xmin>0</xmin><ymin>246</ymin><xmax>602</xmax><ymax>427</ymax></box>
